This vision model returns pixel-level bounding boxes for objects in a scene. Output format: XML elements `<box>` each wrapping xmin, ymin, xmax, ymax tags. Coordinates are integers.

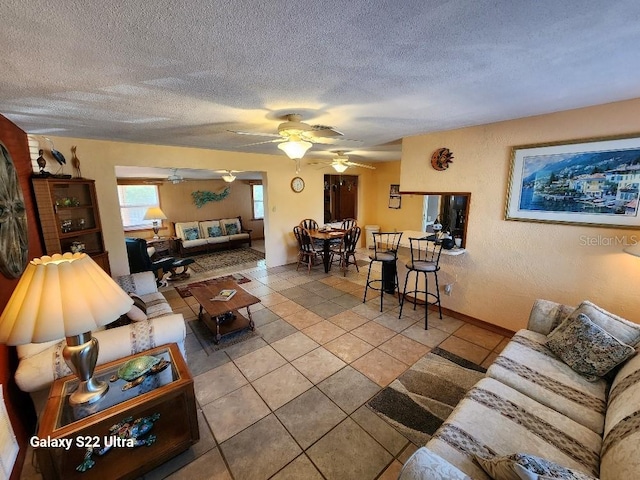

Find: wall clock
<box><xmin>431</xmin><ymin>148</ymin><xmax>454</xmax><ymax>171</ymax></box>
<box><xmin>291</xmin><ymin>177</ymin><xmax>305</xmax><ymax>193</ymax></box>
<box><xmin>0</xmin><ymin>141</ymin><xmax>29</xmax><ymax>278</ymax></box>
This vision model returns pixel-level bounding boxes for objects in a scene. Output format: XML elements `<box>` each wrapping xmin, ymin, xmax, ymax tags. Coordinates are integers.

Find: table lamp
<box><xmin>143</xmin><ymin>207</ymin><xmax>167</xmax><ymax>239</ymax></box>
<box><xmin>0</xmin><ymin>252</ymin><xmax>133</xmax><ymax>405</ymax></box>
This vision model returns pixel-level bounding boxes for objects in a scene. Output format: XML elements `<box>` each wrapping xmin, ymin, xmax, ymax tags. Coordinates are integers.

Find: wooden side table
<box><xmin>36</xmin><ymin>344</ymin><xmax>198</xmax><ymax>480</ymax></box>
<box><xmin>146</xmin><ymin>237</ymin><xmax>175</xmax><ymax>257</ymax></box>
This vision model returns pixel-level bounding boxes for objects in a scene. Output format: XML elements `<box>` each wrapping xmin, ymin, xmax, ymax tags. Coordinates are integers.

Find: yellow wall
<box><xmin>400</xmin><ymin>98</ymin><xmax>640</xmax><ymax>330</ymax></box>
<box><xmin>125</xmin><ymin>179</ymin><xmax>265</xmax><ymax>239</ymax></box>
<box><xmin>36</xmin><ymin>136</ymin><xmax>380</xmax><ymax>275</ymax></box>
<box><xmin>37</xmin><ymin>137</ymin><xmax>330</xmax><ymax>275</ymax></box>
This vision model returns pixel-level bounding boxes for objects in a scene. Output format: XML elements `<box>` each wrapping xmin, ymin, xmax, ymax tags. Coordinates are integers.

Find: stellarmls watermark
<box><xmin>579</xmin><ymin>234</ymin><xmax>639</xmax><ymax>247</ymax></box>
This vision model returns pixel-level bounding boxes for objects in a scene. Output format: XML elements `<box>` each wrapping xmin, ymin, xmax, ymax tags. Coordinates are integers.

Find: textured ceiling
<box><xmin>2</xmin><ymin>0</ymin><xmax>640</xmax><ymax>164</ymax></box>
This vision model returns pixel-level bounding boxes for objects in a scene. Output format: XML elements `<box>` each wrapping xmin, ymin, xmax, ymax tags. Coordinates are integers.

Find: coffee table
<box><xmin>189</xmin><ymin>280</ymin><xmax>260</xmax><ymax>343</ymax></box>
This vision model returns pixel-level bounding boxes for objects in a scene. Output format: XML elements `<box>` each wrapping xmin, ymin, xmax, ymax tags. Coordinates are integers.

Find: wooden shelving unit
<box><xmin>32</xmin><ymin>178</ymin><xmax>110</xmax><ymax>274</ymax></box>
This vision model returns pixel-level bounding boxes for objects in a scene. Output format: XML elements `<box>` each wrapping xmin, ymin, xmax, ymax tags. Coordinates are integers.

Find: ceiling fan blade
<box><xmin>228</xmin><ymin>130</ymin><xmax>281</xmax><ymax>138</ymax></box>
<box><xmin>240</xmin><ymin>138</ymin><xmax>284</xmax><ymax>147</ymax></box>
<box><xmin>346</xmin><ymin>161</ymin><xmax>376</xmax><ymax>170</ymax></box>
<box><xmin>307</xmin><ymin>125</ymin><xmax>344</xmax><ymax>138</ymax></box>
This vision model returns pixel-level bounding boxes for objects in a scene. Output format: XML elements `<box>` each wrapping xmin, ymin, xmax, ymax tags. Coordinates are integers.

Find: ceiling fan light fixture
<box><xmin>332</xmin><ymin>163</ymin><xmax>348</xmax><ymax>173</ymax></box>
<box><xmin>278</xmin><ymin>138</ymin><xmax>312</xmax><ymax>160</ymax></box>
<box><xmin>222</xmin><ymin>174</ymin><xmax>236</xmax><ymax>183</ymax></box>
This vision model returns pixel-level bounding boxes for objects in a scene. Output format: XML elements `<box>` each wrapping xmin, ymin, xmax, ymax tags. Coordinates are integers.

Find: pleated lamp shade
<box><xmin>0</xmin><ymin>252</ymin><xmax>133</xmax><ymax>345</ymax></box>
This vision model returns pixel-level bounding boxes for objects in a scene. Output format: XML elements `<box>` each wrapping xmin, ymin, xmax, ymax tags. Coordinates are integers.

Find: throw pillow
<box><xmin>105</xmin><ymin>315</ymin><xmax>131</xmax><ymax>329</ymax></box>
<box><xmin>208</xmin><ymin>225</ymin><xmax>223</xmax><ymax>237</ymax></box>
<box><xmin>184</xmin><ymin>226</ymin><xmax>200</xmax><ymax>241</ymax></box>
<box><xmin>547</xmin><ymin>313</ymin><xmax>635</xmax><ymax>381</ymax></box>
<box><xmin>126</xmin><ymin>293</ymin><xmax>148</xmax><ymax>322</ymax></box>
<box><xmin>224</xmin><ymin>223</ymin><xmax>239</xmax><ymax>235</ymax></box>
<box><xmin>475</xmin><ymin>453</ymin><xmax>598</xmax><ymax>480</ymax></box>
<box><xmin>565</xmin><ymin>300</ymin><xmax>640</xmax><ymax>346</ymax></box>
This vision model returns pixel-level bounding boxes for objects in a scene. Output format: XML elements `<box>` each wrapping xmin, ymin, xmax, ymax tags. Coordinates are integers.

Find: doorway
<box><xmin>324</xmin><ymin>174</ymin><xmax>358</xmax><ymax>223</ymax></box>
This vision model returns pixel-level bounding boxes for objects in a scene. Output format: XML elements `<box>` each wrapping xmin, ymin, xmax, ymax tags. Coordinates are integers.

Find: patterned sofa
<box><xmin>174</xmin><ymin>216</ymin><xmax>252</xmax><ymax>256</ymax></box>
<box><xmin>14</xmin><ymin>271</ymin><xmax>186</xmax><ymax>415</ymax></box>
<box><xmin>400</xmin><ymin>299</ymin><xmax>640</xmax><ymax>480</ymax></box>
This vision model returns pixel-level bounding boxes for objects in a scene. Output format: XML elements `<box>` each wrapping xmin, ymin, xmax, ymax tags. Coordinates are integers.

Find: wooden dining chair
<box><xmin>294</xmin><ymin>226</ymin><xmax>323</xmax><ymax>273</ymax></box>
<box><xmin>330</xmin><ymin>226</ymin><xmax>362</xmax><ymax>276</ymax></box>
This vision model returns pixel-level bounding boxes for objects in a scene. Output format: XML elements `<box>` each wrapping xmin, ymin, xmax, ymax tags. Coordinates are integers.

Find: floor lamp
<box><xmin>0</xmin><ymin>252</ymin><xmax>133</xmax><ymax>405</ymax></box>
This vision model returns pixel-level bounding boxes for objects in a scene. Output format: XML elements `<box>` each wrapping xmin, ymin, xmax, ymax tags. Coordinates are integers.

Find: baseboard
<box><xmin>402</xmin><ymin>293</ymin><xmax>515</xmax><ymax>338</ymax></box>
<box><xmin>431</xmin><ymin>304</ymin><xmax>515</xmax><ymax>338</ymax></box>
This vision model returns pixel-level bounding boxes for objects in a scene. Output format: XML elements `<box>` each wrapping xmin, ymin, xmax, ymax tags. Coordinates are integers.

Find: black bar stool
<box><xmin>399</xmin><ymin>236</ymin><xmax>443</xmax><ymax>329</ymax></box>
<box><xmin>363</xmin><ymin>231</ymin><xmax>403</xmax><ymax>312</ymax></box>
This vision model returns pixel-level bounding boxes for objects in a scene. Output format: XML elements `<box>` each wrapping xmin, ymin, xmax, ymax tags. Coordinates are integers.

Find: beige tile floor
<box><xmin>21</xmin><ymin>245</ymin><xmax>510</xmax><ymax>480</ymax></box>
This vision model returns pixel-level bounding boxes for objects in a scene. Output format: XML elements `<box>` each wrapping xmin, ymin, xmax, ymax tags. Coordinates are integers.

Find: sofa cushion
<box><xmin>528</xmin><ymin>299</ymin><xmax>575</xmax><ymax>335</ymax></box>
<box><xmin>220</xmin><ymin>218</ymin><xmax>241</xmax><ymax>236</ymax></box>
<box><xmin>200</xmin><ymin>220</ymin><xmax>223</xmax><ymax>238</ymax></box>
<box><xmin>206</xmin><ymin>236</ymin><xmax>230</xmax><ymax>245</ymax></box>
<box><xmin>547</xmin><ymin>313</ymin><xmax>635</xmax><ymax>382</ymax></box>
<box><xmin>181</xmin><ymin>238</ymin><xmax>208</xmax><ymax>249</ymax></box>
<box><xmin>475</xmin><ymin>452</ymin><xmax>597</xmax><ymax>480</ymax></box>
<box><xmin>600</xmin><ymin>352</ymin><xmax>640</xmax><ymax>480</ymax></box>
<box><xmin>486</xmin><ymin>329</ymin><xmax>608</xmax><ymax>434</ymax></box>
<box><xmin>227</xmin><ymin>232</ymin><xmax>250</xmax><ymax>242</ymax></box>
<box><xmin>425</xmin><ymin>377</ymin><xmax>601</xmax><ymax>480</ymax></box>
<box><xmin>567</xmin><ymin>300</ymin><xmax>640</xmax><ymax>346</ymax></box>
<box><xmin>175</xmin><ymin>221</ymin><xmax>200</xmax><ymax>241</ymax></box>
<box><xmin>400</xmin><ymin>447</ymin><xmax>473</xmax><ymax>480</ymax></box>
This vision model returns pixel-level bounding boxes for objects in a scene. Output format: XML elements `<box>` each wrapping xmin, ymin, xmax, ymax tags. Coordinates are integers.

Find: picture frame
<box><xmin>505</xmin><ymin>135</ymin><xmax>640</xmax><ymax>228</ymax></box>
<box><xmin>390</xmin><ymin>184</ymin><xmax>400</xmax><ymax>195</ymax></box>
<box><xmin>389</xmin><ymin>195</ymin><xmax>401</xmax><ymax>209</ymax></box>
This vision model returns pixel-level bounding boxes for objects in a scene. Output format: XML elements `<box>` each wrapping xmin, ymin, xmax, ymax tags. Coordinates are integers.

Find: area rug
<box><xmin>366</xmin><ymin>347</ymin><xmax>486</xmax><ymax>446</ymax></box>
<box><xmin>175</xmin><ymin>273</ymin><xmax>251</xmax><ymax>298</ymax></box>
<box><xmin>188</xmin><ymin>247</ymin><xmax>265</xmax><ymax>274</ymax></box>
<box><xmin>188</xmin><ymin>316</ymin><xmax>260</xmax><ymax>353</ymax></box>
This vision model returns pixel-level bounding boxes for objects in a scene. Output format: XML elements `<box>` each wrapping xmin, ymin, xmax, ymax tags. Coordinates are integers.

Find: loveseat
<box><xmin>400</xmin><ymin>299</ymin><xmax>640</xmax><ymax>480</ymax></box>
<box><xmin>174</xmin><ymin>216</ymin><xmax>252</xmax><ymax>256</ymax></box>
<box><xmin>14</xmin><ymin>271</ymin><xmax>186</xmax><ymax>415</ymax></box>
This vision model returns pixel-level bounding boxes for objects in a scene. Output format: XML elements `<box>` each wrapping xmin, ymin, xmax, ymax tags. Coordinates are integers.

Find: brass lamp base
<box><xmin>63</xmin><ymin>332</ymin><xmax>108</xmax><ymax>405</ymax></box>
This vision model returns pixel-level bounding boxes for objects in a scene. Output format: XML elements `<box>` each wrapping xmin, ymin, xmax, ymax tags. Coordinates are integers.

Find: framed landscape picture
<box><xmin>505</xmin><ymin>136</ymin><xmax>640</xmax><ymax>228</ymax></box>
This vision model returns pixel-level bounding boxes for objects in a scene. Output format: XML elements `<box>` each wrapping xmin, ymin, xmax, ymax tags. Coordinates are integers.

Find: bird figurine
<box><xmin>45</xmin><ymin>137</ymin><xmax>66</xmax><ymax>165</ymax></box>
<box><xmin>36</xmin><ymin>149</ymin><xmax>49</xmax><ymax>175</ymax></box>
<box><xmin>71</xmin><ymin>145</ymin><xmax>82</xmax><ymax>178</ymax></box>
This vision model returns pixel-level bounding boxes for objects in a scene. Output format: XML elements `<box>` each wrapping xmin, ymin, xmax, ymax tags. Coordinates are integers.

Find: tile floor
<box><xmin>21</xmin><ymin>244</ymin><xmax>510</xmax><ymax>480</ymax></box>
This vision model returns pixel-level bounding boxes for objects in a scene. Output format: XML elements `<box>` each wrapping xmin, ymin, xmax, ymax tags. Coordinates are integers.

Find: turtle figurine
<box><xmin>109</xmin><ymin>355</ymin><xmax>170</xmax><ymax>391</ymax></box>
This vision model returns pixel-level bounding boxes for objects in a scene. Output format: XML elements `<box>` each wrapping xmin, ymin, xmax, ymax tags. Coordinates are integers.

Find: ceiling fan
<box><xmin>312</xmin><ymin>152</ymin><xmax>376</xmax><ymax>173</ymax></box>
<box><xmin>230</xmin><ymin>114</ymin><xmax>355</xmax><ymax>165</ymax></box>
<box><xmin>164</xmin><ymin>168</ymin><xmax>186</xmax><ymax>184</ymax></box>
<box><xmin>214</xmin><ymin>169</ymin><xmax>244</xmax><ymax>183</ymax></box>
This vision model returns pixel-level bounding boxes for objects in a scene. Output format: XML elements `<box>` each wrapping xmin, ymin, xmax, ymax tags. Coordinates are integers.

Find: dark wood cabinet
<box><xmin>31</xmin><ymin>178</ymin><xmax>110</xmax><ymax>274</ymax></box>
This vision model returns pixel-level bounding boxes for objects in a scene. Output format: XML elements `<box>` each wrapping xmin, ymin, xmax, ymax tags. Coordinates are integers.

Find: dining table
<box><xmin>307</xmin><ymin>228</ymin><xmax>346</xmax><ymax>273</ymax></box>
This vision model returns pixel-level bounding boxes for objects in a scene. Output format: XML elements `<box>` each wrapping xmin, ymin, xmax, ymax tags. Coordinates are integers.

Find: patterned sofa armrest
<box><xmin>15</xmin><ymin>314</ymin><xmax>186</xmax><ymax>394</ymax></box>
<box><xmin>399</xmin><ymin>447</ymin><xmax>472</xmax><ymax>480</ymax></box>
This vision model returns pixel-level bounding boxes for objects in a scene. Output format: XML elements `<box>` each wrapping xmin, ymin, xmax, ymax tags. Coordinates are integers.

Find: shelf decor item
<box><xmin>506</xmin><ymin>135</ymin><xmax>640</xmax><ymax>228</ymax></box>
<box><xmin>0</xmin><ymin>252</ymin><xmax>134</xmax><ymax>405</ymax></box>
